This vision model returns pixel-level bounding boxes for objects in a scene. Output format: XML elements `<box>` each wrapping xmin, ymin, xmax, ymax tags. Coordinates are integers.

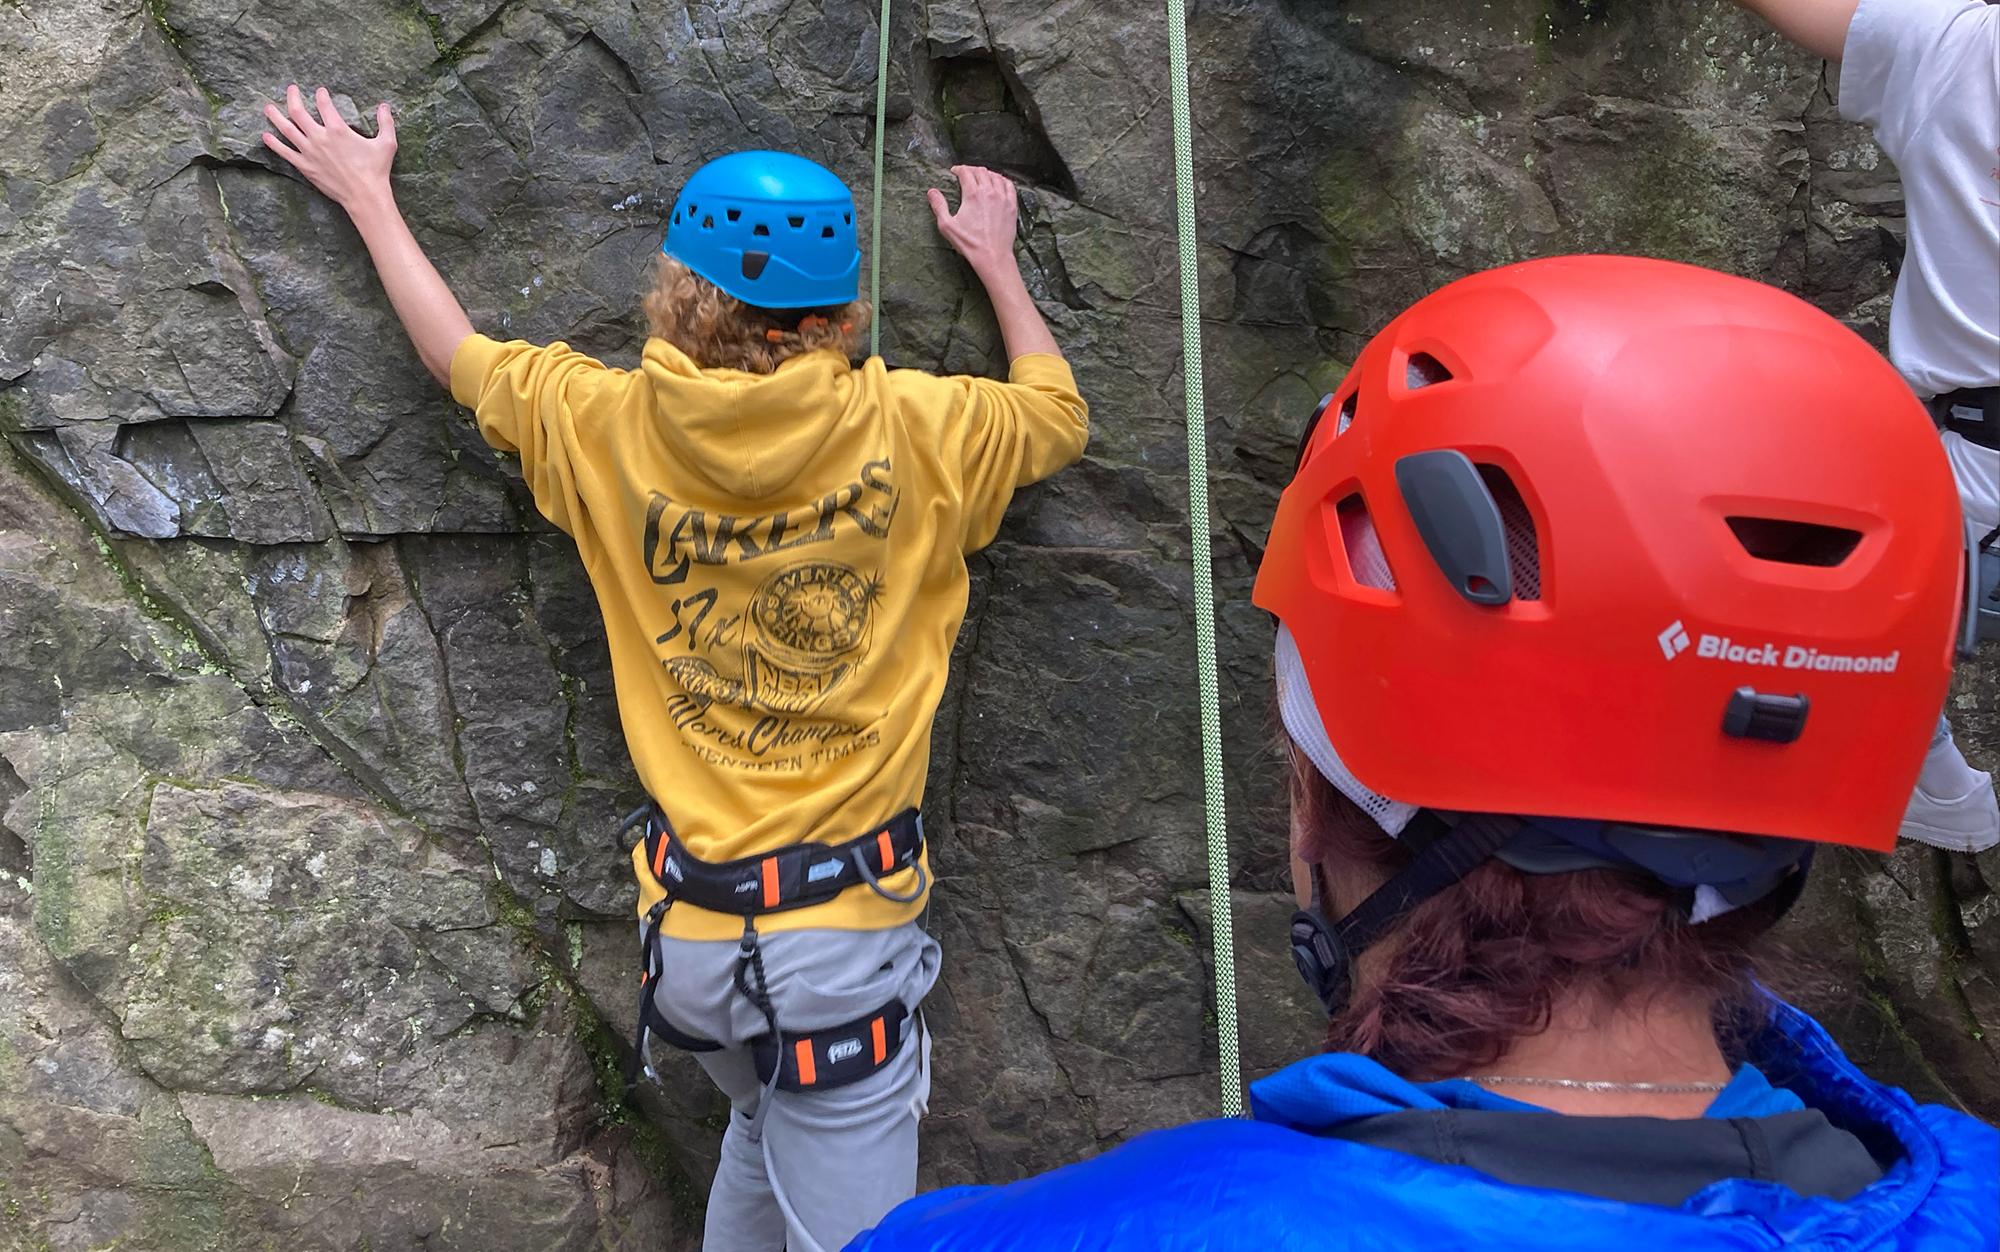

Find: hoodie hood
<box><xmin>640</xmin><ymin>339</ymin><xmax>857</xmax><ymax>501</ymax></box>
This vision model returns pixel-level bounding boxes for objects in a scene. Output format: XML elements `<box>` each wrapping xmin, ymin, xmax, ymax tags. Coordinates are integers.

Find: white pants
<box><xmin>650</xmin><ymin>921</ymin><xmax>940</xmax><ymax>1252</ymax></box>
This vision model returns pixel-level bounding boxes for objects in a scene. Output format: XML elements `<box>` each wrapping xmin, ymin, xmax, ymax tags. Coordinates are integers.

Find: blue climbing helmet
<box><xmin>663</xmin><ymin>151</ymin><xmax>862</xmax><ymax>309</ymax></box>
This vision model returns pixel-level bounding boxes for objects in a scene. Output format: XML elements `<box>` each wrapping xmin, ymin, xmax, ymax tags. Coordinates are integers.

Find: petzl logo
<box><xmin>1658</xmin><ymin>620</ymin><xmax>1691</xmax><ymax>660</ymax></box>
<box><xmin>827</xmin><ymin>1038</ymin><xmax>863</xmax><ymax>1064</ymax></box>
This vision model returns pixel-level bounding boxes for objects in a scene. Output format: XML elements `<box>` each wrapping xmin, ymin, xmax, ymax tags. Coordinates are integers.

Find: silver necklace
<box><xmin>1467</xmin><ymin>1075</ymin><xmax>1728</xmax><ymax>1093</ymax></box>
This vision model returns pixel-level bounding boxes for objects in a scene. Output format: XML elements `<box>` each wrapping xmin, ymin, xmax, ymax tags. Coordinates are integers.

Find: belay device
<box><xmin>623</xmin><ymin>802</ymin><xmax>929</xmax><ymax>1094</ymax></box>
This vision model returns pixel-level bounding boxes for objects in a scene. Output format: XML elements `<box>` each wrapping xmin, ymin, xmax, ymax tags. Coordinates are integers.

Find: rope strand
<box><xmin>1166</xmin><ymin>0</ymin><xmax>1244</xmax><ymax>1119</ymax></box>
<box><xmin>866</xmin><ymin>0</ymin><xmax>1243</xmax><ymax>1120</ymax></box>
<box><xmin>869</xmin><ymin>0</ymin><xmax>891</xmax><ymax>358</ymax></box>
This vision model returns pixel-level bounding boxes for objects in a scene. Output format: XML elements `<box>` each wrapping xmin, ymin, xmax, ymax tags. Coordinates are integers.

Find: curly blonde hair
<box><xmin>642</xmin><ymin>254</ymin><xmax>871</xmax><ymax>373</ymax></box>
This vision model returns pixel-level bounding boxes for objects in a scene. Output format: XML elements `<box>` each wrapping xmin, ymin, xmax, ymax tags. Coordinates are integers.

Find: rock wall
<box><xmin>2</xmin><ymin>0</ymin><xmax>1995</xmax><ymax>1246</ymax></box>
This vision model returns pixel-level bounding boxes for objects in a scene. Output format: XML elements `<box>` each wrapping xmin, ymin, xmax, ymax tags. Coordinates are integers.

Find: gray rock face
<box><xmin>1</xmin><ymin>0</ymin><xmax>1994</xmax><ymax>1245</ymax></box>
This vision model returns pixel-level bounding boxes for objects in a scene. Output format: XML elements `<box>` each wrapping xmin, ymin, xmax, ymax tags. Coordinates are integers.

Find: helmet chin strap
<box><xmin>1290</xmin><ymin>812</ymin><xmax>1522</xmax><ymax>1016</ymax></box>
<box><xmin>1288</xmin><ymin>809</ymin><xmax>1817</xmax><ymax>1017</ymax></box>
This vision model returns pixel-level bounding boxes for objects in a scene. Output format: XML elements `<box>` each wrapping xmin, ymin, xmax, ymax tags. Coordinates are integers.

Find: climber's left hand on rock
<box><xmin>263</xmin><ymin>84</ymin><xmax>398</xmax><ymax>215</ymax></box>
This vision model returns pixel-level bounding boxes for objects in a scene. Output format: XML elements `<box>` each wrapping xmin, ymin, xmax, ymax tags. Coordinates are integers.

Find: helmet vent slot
<box><xmin>822</xmin><ymin>225</ymin><xmax>835</xmax><ymax>237</ymax></box>
<box><xmin>1294</xmin><ymin>394</ymin><xmax>1335</xmax><ymax>472</ymax></box>
<box><xmin>789</xmin><ymin>215</ymin><xmax>805</xmax><ymax>228</ymax></box>
<box><xmin>1293</xmin><ymin>392</ymin><xmax>1357</xmax><ymax>475</ymax></box>
<box><xmin>701</xmin><ymin>215</ymin><xmax>714</xmax><ymax>229</ymax></box>
<box><xmin>727</xmin><ymin>208</ymin><xmax>741</xmax><ymax>221</ymax></box>
<box><xmin>1406</xmin><ymin>352</ymin><xmax>1454</xmax><ymax>389</ymax></box>
<box><xmin>1476</xmin><ymin>465</ymin><xmax>1541</xmax><ymax>600</ymax></box>
<box><xmin>1336</xmin><ymin>494</ymin><xmax>1398</xmax><ymax>592</ymax></box>
<box><xmin>1725</xmin><ymin>517</ymin><xmax>1862</xmax><ymax>567</ymax></box>
<box><xmin>752</xmin><ymin>223</ymin><xmax>770</xmax><ymax>236</ymax></box>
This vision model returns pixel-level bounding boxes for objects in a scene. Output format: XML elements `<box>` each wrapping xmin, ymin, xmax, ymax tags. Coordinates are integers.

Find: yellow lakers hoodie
<box><xmin>451</xmin><ymin>334</ymin><xmax>1089</xmax><ymax>939</ymax></box>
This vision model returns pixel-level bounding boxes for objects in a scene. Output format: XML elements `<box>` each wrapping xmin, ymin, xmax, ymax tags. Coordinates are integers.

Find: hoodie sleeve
<box><xmin>951</xmin><ymin>353</ymin><xmax>1090</xmax><ymax>553</ymax></box>
<box><xmin>450</xmin><ymin>333</ymin><xmax>610</xmax><ymax>537</ymax></box>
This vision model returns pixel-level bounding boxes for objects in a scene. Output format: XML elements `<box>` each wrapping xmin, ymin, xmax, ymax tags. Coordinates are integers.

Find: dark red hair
<box><xmin>1291</xmin><ymin>746</ymin><xmax>1793</xmax><ymax>1081</ymax></box>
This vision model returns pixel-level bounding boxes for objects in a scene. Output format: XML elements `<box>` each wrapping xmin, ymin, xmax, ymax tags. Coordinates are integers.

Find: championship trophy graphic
<box><xmin>668</xmin><ymin>561</ymin><xmax>879</xmax><ymax>716</ymax></box>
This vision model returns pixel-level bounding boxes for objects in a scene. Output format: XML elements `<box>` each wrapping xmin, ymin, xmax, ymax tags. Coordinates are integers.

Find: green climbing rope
<box><xmin>865</xmin><ymin>0</ymin><xmax>1239</xmax><ymax>1116</ymax></box>
<box><xmin>1166</xmin><ymin>0</ymin><xmax>1244</xmax><ymax>1118</ymax></box>
<box><xmin>870</xmin><ymin>0</ymin><xmax>892</xmax><ymax>358</ymax></box>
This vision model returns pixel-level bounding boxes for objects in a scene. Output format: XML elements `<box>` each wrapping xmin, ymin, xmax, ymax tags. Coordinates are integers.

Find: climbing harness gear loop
<box><xmin>850</xmin><ymin>839</ymin><xmax>930</xmax><ymax>903</ymax></box>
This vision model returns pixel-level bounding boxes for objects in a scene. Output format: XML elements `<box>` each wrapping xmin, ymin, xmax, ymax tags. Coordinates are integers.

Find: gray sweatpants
<box><xmin>650</xmin><ymin>921</ymin><xmax>940</xmax><ymax>1252</ymax></box>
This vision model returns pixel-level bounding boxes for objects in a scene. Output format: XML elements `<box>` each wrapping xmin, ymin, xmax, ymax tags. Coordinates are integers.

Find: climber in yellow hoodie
<box><xmin>261</xmin><ymin>84</ymin><xmax>1087</xmax><ymax>1251</ymax></box>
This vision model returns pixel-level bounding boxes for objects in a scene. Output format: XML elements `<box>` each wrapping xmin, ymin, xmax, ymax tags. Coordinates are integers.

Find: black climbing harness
<box><xmin>1966</xmin><ymin>521</ymin><xmax>2000</xmax><ymax>657</ymax></box>
<box><xmin>1932</xmin><ymin>388</ymin><xmax>2000</xmax><ymax>656</ymax></box>
<box><xmin>1931</xmin><ymin>386</ymin><xmax>1999</xmax><ymax>452</ymax></box>
<box><xmin>621</xmin><ymin>802</ymin><xmax>927</xmax><ymax>1096</ymax></box>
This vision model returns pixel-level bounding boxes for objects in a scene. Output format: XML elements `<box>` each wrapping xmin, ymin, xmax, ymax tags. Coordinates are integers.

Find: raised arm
<box><xmin>927</xmin><ymin>166</ymin><xmax>1063</xmax><ymax>362</ymax></box>
<box><xmin>262</xmin><ymin>85</ymin><xmax>474</xmax><ymax>387</ymax></box>
<box><xmin>1732</xmin><ymin>0</ymin><xmax>1860</xmax><ymax>60</ymax></box>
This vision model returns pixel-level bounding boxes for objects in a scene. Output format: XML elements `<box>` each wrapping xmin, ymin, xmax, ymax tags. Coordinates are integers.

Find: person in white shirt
<box><xmin>1737</xmin><ymin>0</ymin><xmax>2000</xmax><ymax>852</ymax></box>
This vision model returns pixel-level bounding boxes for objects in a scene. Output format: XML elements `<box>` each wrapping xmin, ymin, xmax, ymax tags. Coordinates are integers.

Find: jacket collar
<box><xmin>1720</xmin><ymin>999</ymin><xmax>1941</xmax><ymax>1243</ymax></box>
<box><xmin>1251</xmin><ymin>999</ymin><xmax>1964</xmax><ymax>1242</ymax></box>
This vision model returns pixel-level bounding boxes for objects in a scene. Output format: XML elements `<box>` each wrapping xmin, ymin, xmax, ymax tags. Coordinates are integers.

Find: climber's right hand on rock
<box><xmin>927</xmin><ymin>165</ymin><xmax>1022</xmax><ymax>278</ymax></box>
<box><xmin>927</xmin><ymin>165</ymin><xmax>1060</xmax><ymax>361</ymax></box>
<box><xmin>263</xmin><ymin>85</ymin><xmax>397</xmax><ymax>214</ymax></box>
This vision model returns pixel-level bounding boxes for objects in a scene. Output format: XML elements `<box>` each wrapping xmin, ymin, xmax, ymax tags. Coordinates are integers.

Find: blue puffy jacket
<box><xmin>847</xmin><ymin>1003</ymin><xmax>1997</xmax><ymax>1251</ymax></box>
